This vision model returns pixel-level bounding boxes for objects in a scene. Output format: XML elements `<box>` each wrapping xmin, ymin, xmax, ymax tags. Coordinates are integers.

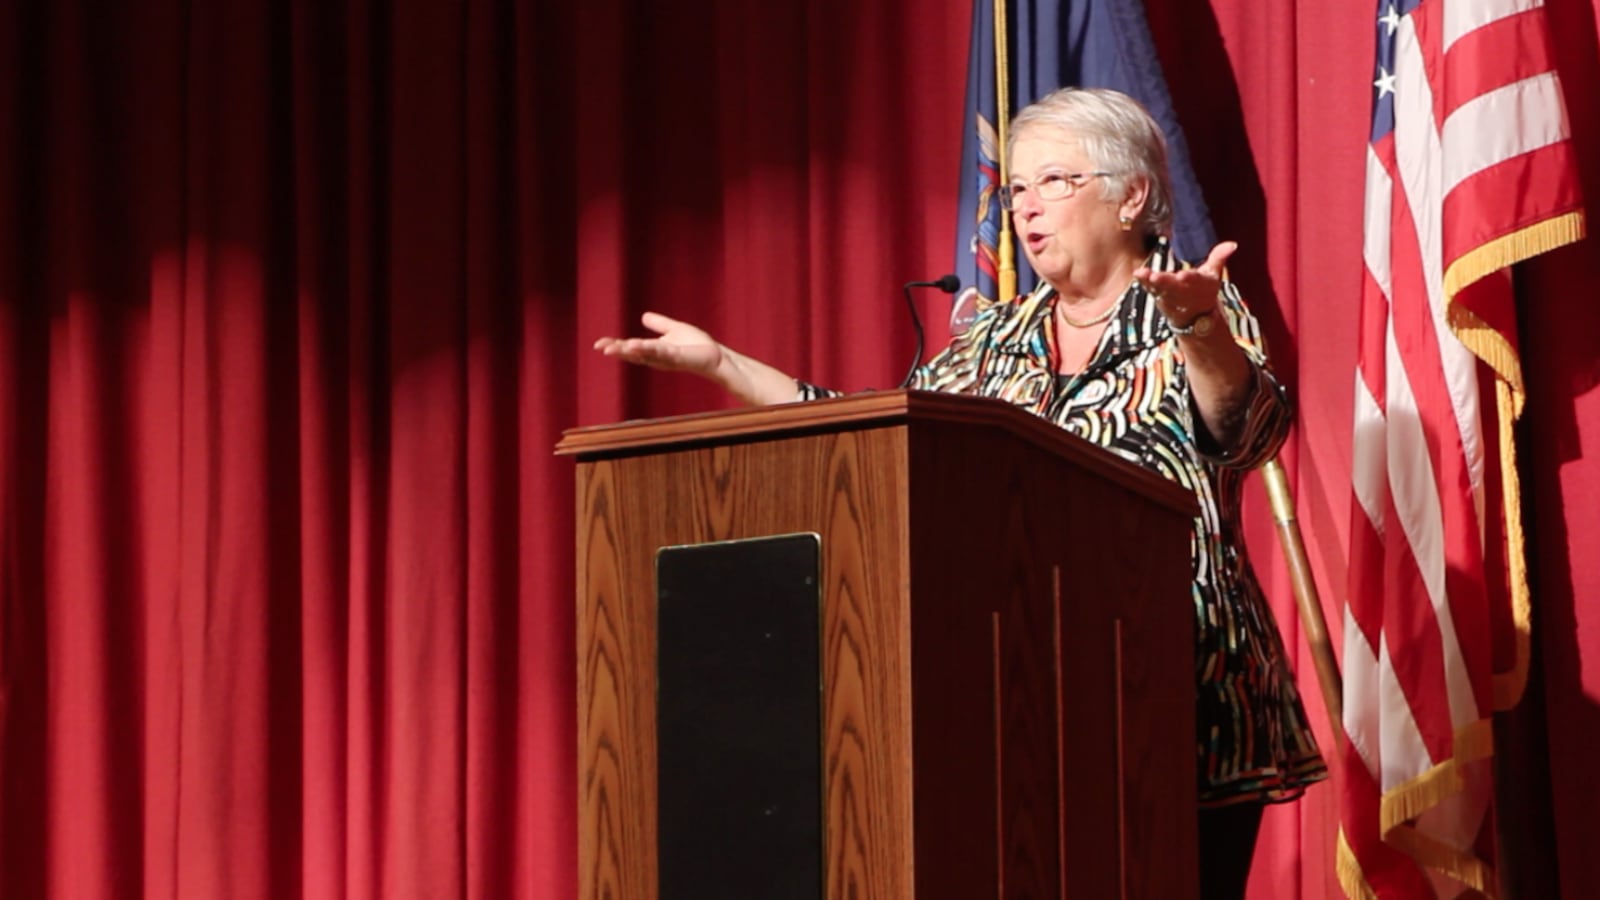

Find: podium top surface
<box><xmin>557</xmin><ymin>390</ymin><xmax>1197</xmax><ymax>517</ymax></box>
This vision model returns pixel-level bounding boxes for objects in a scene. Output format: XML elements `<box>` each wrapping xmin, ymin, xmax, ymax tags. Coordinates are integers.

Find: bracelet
<box><xmin>1169</xmin><ymin>310</ymin><xmax>1216</xmax><ymax>337</ymax></box>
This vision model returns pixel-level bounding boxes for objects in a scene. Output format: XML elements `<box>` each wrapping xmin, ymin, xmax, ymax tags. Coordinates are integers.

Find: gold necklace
<box><xmin>1059</xmin><ymin>300</ymin><xmax>1118</xmax><ymax>328</ymax></box>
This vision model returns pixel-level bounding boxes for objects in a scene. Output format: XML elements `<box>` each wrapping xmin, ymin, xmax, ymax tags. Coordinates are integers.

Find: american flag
<box><xmin>1340</xmin><ymin>0</ymin><xmax>1585</xmax><ymax>895</ymax></box>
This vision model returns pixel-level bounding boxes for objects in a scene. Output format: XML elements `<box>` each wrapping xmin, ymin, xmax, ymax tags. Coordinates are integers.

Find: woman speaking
<box><xmin>595</xmin><ymin>86</ymin><xmax>1327</xmax><ymax>899</ymax></box>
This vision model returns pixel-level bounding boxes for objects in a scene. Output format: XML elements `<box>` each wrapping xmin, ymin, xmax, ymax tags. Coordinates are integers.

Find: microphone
<box><xmin>898</xmin><ymin>274</ymin><xmax>961</xmax><ymax>389</ymax></box>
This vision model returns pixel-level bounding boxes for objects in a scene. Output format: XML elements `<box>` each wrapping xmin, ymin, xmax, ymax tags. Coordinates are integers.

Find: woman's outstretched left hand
<box><xmin>1134</xmin><ymin>240</ymin><xmax>1237</xmax><ymax>330</ymax></box>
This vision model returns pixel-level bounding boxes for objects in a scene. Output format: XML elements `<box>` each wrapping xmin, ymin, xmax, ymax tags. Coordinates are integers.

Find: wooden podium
<box><xmin>558</xmin><ymin>390</ymin><xmax>1200</xmax><ymax>900</ymax></box>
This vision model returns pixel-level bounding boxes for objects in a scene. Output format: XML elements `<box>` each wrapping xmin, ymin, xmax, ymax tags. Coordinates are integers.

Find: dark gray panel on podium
<box><xmin>656</xmin><ymin>533</ymin><xmax>822</xmax><ymax>900</ymax></box>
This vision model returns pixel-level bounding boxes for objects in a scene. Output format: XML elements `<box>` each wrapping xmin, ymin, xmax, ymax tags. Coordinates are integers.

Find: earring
<box><xmin>1119</xmin><ymin>215</ymin><xmax>1133</xmax><ymax>231</ymax></box>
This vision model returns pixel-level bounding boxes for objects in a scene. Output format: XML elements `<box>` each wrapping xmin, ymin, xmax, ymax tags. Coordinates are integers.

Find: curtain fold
<box><xmin>0</xmin><ymin>0</ymin><xmax>966</xmax><ymax>896</ymax></box>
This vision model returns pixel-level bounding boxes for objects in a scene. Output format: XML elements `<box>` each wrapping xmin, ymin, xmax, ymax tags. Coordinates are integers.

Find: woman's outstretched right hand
<box><xmin>592</xmin><ymin>311</ymin><xmax>805</xmax><ymax>407</ymax></box>
<box><xmin>593</xmin><ymin>311</ymin><xmax>724</xmax><ymax>377</ymax></box>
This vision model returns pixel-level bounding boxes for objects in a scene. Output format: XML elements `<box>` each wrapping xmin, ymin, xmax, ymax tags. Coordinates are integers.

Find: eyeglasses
<box><xmin>998</xmin><ymin>171</ymin><xmax>1112</xmax><ymax>211</ymax></box>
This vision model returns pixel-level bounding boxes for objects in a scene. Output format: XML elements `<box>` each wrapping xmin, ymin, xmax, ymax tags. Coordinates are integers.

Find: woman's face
<box><xmin>1007</xmin><ymin>130</ymin><xmax>1144</xmax><ymax>289</ymax></box>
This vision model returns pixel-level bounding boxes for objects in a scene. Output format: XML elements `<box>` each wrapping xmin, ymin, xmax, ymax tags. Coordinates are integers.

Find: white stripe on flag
<box><xmin>1442</xmin><ymin>0</ymin><xmax>1546</xmax><ymax>50</ymax></box>
<box><xmin>1443</xmin><ymin>72</ymin><xmax>1572</xmax><ymax>191</ymax></box>
<box><xmin>1342</xmin><ymin>603</ymin><xmax>1384</xmax><ymax>777</ymax></box>
<box><xmin>1382</xmin><ymin>321</ymin><xmax>1447</xmax><ymax>614</ymax></box>
<box><xmin>1351</xmin><ymin>379</ymin><xmax>1389</xmax><ymax>533</ymax></box>
<box><xmin>1379</xmin><ymin>632</ymin><xmax>1437</xmax><ymax>789</ymax></box>
<box><xmin>1362</xmin><ymin>145</ymin><xmax>1394</xmax><ymax>297</ymax></box>
<box><xmin>1391</xmin><ymin>16</ymin><xmax>1444</xmax><ymax>309</ymax></box>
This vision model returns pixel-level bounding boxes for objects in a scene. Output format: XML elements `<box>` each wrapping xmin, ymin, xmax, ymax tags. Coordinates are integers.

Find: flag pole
<box><xmin>1261</xmin><ymin>457</ymin><xmax>1344</xmax><ymax>748</ymax></box>
<box><xmin>993</xmin><ymin>0</ymin><xmax>1017</xmax><ymax>304</ymax></box>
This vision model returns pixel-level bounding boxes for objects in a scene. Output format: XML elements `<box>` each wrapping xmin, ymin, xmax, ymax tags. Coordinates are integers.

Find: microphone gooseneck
<box><xmin>898</xmin><ymin>275</ymin><xmax>961</xmax><ymax>389</ymax></box>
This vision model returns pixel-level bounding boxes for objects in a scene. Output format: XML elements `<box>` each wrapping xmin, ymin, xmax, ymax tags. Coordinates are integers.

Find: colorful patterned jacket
<box><xmin>800</xmin><ymin>240</ymin><xmax>1327</xmax><ymax>804</ymax></box>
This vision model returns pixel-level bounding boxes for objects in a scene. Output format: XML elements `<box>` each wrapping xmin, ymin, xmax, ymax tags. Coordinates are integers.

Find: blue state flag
<box><xmin>954</xmin><ymin>0</ymin><xmax>1216</xmax><ymax>328</ymax></box>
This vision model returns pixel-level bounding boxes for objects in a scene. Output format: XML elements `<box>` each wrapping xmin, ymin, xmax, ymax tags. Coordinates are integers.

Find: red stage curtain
<box><xmin>3</xmin><ymin>0</ymin><xmax>1598</xmax><ymax>898</ymax></box>
<box><xmin>0</xmin><ymin>0</ymin><xmax>966</xmax><ymax>897</ymax></box>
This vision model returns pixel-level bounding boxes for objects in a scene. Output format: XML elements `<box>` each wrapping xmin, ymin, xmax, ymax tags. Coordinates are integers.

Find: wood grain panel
<box><xmin>905</xmin><ymin>415</ymin><xmax>1195</xmax><ymax>900</ymax></box>
<box><xmin>576</xmin><ymin>425</ymin><xmax>915</xmax><ymax>900</ymax></box>
<box><xmin>576</xmin><ymin>461</ymin><xmax>658</xmax><ymax>900</ymax></box>
<box><xmin>812</xmin><ymin>430</ymin><xmax>912</xmax><ymax>900</ymax></box>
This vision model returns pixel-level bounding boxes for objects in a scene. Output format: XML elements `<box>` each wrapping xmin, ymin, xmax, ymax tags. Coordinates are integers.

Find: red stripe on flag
<box><xmin>1346</xmin><ymin>487</ymin><xmax>1388</xmax><ymax>652</ymax></box>
<box><xmin>1442</xmin><ymin>140</ymin><xmax>1585</xmax><ymax>265</ymax></box>
<box><xmin>1357</xmin><ymin>270</ymin><xmax>1389</xmax><ymax>414</ymax></box>
<box><xmin>1357</xmin><ymin>133</ymin><xmax>1396</xmax><ymax>414</ymax></box>
<box><xmin>1449</xmin><ymin>266</ymin><xmax>1519</xmax><ymax>362</ymax></box>
<box><xmin>1439</xmin><ymin>10</ymin><xmax>1556</xmax><ymax>119</ymax></box>
<box><xmin>1410</xmin><ymin>0</ymin><xmax>1446</xmax><ymax>131</ymax></box>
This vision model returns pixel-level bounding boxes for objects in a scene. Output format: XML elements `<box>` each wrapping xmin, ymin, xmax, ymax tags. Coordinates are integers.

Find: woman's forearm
<box><xmin>712</xmin><ymin>345</ymin><xmax>804</xmax><ymax>406</ymax></box>
<box><xmin>1177</xmin><ymin>322</ymin><xmax>1256</xmax><ymax>449</ymax></box>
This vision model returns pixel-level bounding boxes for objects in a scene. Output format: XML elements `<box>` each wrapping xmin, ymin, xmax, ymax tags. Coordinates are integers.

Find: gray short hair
<box><xmin>1007</xmin><ymin>87</ymin><xmax>1174</xmax><ymax>240</ymax></box>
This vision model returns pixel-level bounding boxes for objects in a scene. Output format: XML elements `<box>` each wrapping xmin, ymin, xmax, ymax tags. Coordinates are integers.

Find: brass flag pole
<box><xmin>993</xmin><ymin>0</ymin><xmax>1017</xmax><ymax>304</ymax></box>
<box><xmin>1261</xmin><ymin>457</ymin><xmax>1344</xmax><ymax>747</ymax></box>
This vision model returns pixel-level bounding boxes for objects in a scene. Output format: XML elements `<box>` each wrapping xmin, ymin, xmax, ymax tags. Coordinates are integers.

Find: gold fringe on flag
<box><xmin>1491</xmin><ymin>378</ymin><xmax>1532</xmax><ymax>710</ymax></box>
<box><xmin>1368</xmin><ymin>718</ymin><xmax>1499</xmax><ymax>893</ymax></box>
<box><xmin>1378</xmin><ymin>720</ymin><xmax>1495</xmax><ymax>834</ymax></box>
<box><xmin>1447</xmin><ymin>211</ymin><xmax>1586</xmax><ymax>407</ymax></box>
<box><xmin>1387</xmin><ymin>825</ymin><xmax>1496</xmax><ymax>892</ymax></box>
<box><xmin>1443</xmin><ymin>210</ymin><xmax>1586</xmax><ymax>712</ymax></box>
<box><xmin>1443</xmin><ymin>212</ymin><xmax>1586</xmax><ymax>320</ymax></box>
<box><xmin>1336</xmin><ymin>829</ymin><xmax>1382</xmax><ymax>900</ymax></box>
<box><xmin>1341</xmin><ymin>823</ymin><xmax>1496</xmax><ymax>898</ymax></box>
